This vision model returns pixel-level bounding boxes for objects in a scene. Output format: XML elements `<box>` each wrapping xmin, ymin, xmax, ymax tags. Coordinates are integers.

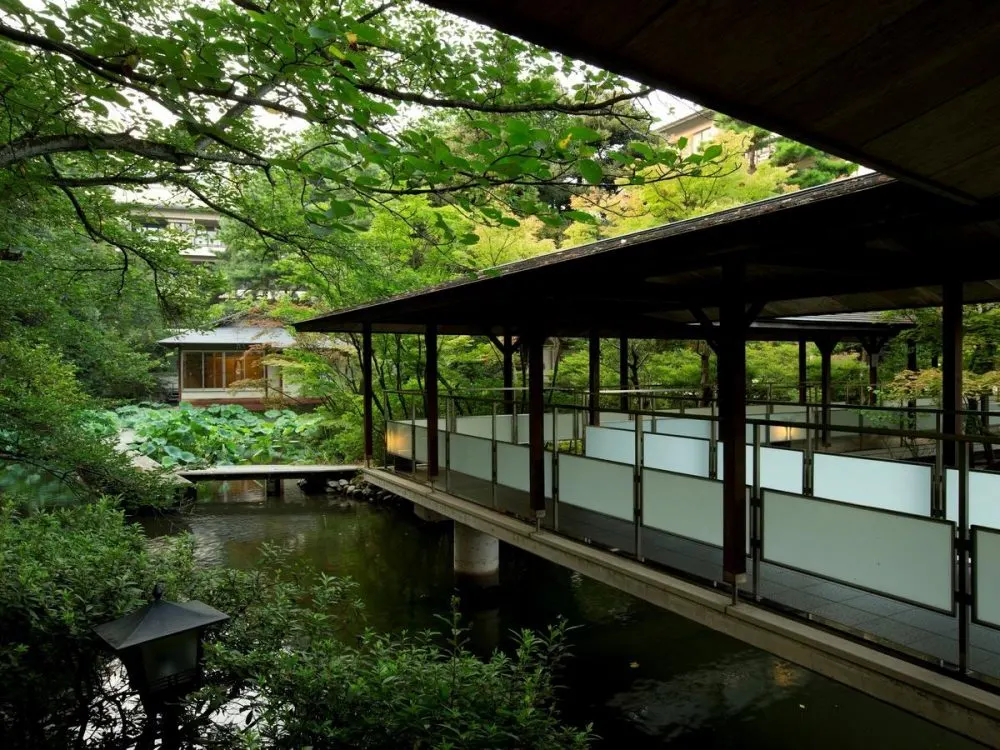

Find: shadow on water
<box><xmin>141</xmin><ymin>480</ymin><xmax>984</xmax><ymax>749</ymax></box>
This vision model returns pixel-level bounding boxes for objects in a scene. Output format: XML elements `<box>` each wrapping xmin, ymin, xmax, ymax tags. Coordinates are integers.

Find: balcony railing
<box><xmin>380</xmin><ymin>388</ymin><xmax>1000</xmax><ymax>687</ymax></box>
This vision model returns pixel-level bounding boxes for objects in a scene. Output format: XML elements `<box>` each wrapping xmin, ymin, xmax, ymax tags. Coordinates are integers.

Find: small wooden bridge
<box><xmin>176</xmin><ymin>464</ymin><xmax>361</xmax><ymax>493</ymax></box>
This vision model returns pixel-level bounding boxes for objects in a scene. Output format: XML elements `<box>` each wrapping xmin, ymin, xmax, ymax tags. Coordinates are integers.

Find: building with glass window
<box><xmin>158</xmin><ymin>325</ymin><xmax>315</xmax><ymax>409</ymax></box>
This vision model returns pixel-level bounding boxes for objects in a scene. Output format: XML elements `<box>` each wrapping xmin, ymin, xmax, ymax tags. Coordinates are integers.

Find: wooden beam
<box><xmin>942</xmin><ymin>282</ymin><xmax>963</xmax><ymax>467</ymax></box>
<box><xmin>619</xmin><ymin>336</ymin><xmax>629</xmax><ymax>412</ymax></box>
<box><xmin>798</xmin><ymin>338</ymin><xmax>808</xmax><ymax>404</ymax></box>
<box><xmin>719</xmin><ymin>264</ymin><xmax>747</xmax><ymax>584</ymax></box>
<box><xmin>589</xmin><ymin>331</ymin><xmax>601</xmax><ymax>426</ymax></box>
<box><xmin>816</xmin><ymin>338</ymin><xmax>837</xmax><ymax>446</ymax></box>
<box><xmin>503</xmin><ymin>332</ymin><xmax>514</xmax><ymax>415</ymax></box>
<box><xmin>426</xmin><ymin>325</ymin><xmax>439</xmax><ymax>478</ymax></box>
<box><xmin>362</xmin><ymin>324</ymin><xmax>373</xmax><ymax>465</ymax></box>
<box><xmin>528</xmin><ymin>334</ymin><xmax>545</xmax><ymax>513</ymax></box>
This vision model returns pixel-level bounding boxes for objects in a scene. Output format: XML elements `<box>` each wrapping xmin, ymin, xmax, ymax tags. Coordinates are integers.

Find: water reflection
<box><xmin>142</xmin><ymin>480</ymin><xmax>983</xmax><ymax>749</ymax></box>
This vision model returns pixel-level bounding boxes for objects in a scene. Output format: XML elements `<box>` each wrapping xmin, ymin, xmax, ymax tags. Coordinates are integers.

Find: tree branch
<box><xmin>1</xmin><ymin>131</ymin><xmax>268</xmax><ymax>170</ymax></box>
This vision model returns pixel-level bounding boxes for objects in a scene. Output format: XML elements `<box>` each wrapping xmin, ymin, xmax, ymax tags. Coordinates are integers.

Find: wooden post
<box><xmin>528</xmin><ymin>334</ymin><xmax>546</xmax><ymax>514</ymax></box>
<box><xmin>907</xmin><ymin>338</ymin><xmax>918</xmax><ymax>429</ymax></box>
<box><xmin>362</xmin><ymin>324</ymin><xmax>373</xmax><ymax>466</ymax></box>
<box><xmin>426</xmin><ymin>324</ymin><xmax>439</xmax><ymax>478</ymax></box>
<box><xmin>619</xmin><ymin>336</ymin><xmax>629</xmax><ymax>413</ymax></box>
<box><xmin>943</xmin><ymin>282</ymin><xmax>963</xmax><ymax>467</ymax></box>
<box><xmin>816</xmin><ymin>338</ymin><xmax>835</xmax><ymax>446</ymax></box>
<box><xmin>502</xmin><ymin>332</ymin><xmax>514</xmax><ymax>415</ymax></box>
<box><xmin>589</xmin><ymin>331</ymin><xmax>601</xmax><ymax>426</ymax></box>
<box><xmin>719</xmin><ymin>264</ymin><xmax>747</xmax><ymax>585</ymax></box>
<box><xmin>798</xmin><ymin>338</ymin><xmax>807</xmax><ymax>404</ymax></box>
<box><xmin>176</xmin><ymin>348</ymin><xmax>184</xmax><ymax>404</ymax></box>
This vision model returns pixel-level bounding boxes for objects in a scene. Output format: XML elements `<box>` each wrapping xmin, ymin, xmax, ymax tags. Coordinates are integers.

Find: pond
<box><xmin>142</xmin><ymin>480</ymin><xmax>982</xmax><ymax>749</ymax></box>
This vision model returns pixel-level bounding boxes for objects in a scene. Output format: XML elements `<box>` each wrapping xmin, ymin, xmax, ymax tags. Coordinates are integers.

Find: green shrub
<box><xmin>0</xmin><ymin>503</ymin><xmax>592</xmax><ymax>749</ymax></box>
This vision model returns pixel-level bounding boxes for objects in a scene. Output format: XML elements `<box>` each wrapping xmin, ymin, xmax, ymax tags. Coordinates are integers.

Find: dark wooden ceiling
<box><xmin>421</xmin><ymin>0</ymin><xmax>1000</xmax><ymax>204</ymax></box>
<box><xmin>296</xmin><ymin>176</ymin><xmax>1000</xmax><ymax>337</ymax></box>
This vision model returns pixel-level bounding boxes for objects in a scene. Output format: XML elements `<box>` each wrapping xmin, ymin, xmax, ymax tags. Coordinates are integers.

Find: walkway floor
<box><xmin>400</xmin><ymin>466</ymin><xmax>1000</xmax><ymax>686</ymax></box>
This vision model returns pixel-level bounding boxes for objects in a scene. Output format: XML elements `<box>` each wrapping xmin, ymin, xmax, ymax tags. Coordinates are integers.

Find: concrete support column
<box><xmin>798</xmin><ymin>338</ymin><xmax>808</xmax><ymax>404</ymax></box>
<box><xmin>453</xmin><ymin>522</ymin><xmax>499</xmax><ymax>587</ymax></box>
<box><xmin>619</xmin><ymin>336</ymin><xmax>629</xmax><ymax>412</ymax></box>
<box><xmin>589</xmin><ymin>331</ymin><xmax>601</xmax><ymax>426</ymax></box>
<box><xmin>362</xmin><ymin>323</ymin><xmax>374</xmax><ymax>465</ymax></box>
<box><xmin>719</xmin><ymin>264</ymin><xmax>747</xmax><ymax>585</ymax></box>
<box><xmin>942</xmin><ymin>282</ymin><xmax>963</xmax><ymax>467</ymax></box>
<box><xmin>426</xmin><ymin>324</ymin><xmax>439</xmax><ymax>478</ymax></box>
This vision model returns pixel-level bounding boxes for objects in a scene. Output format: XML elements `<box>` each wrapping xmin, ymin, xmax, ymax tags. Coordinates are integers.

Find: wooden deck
<box><xmin>177</xmin><ymin>464</ymin><xmax>360</xmax><ymax>481</ymax></box>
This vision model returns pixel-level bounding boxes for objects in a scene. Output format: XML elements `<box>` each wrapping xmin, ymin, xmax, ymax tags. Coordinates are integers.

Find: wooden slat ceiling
<box><xmin>421</xmin><ymin>0</ymin><xmax>1000</xmax><ymax>203</ymax></box>
<box><xmin>296</xmin><ymin>176</ymin><xmax>1000</xmax><ymax>337</ymax></box>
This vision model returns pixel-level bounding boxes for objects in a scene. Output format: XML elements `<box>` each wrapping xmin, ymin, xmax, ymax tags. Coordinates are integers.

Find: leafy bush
<box><xmin>0</xmin><ymin>339</ymin><xmax>176</xmax><ymax>511</ymax></box>
<box><xmin>0</xmin><ymin>503</ymin><xmax>592</xmax><ymax>749</ymax></box>
<box><xmin>104</xmin><ymin>403</ymin><xmax>337</xmax><ymax>468</ymax></box>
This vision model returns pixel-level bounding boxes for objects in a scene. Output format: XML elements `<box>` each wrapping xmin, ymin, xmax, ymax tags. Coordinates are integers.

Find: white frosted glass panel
<box><xmin>644</xmin><ymin>434</ymin><xmax>710</xmax><ymax>477</ymax></box>
<box><xmin>544</xmin><ymin>413</ymin><xmax>579</xmax><ymax>442</ymax></box>
<box><xmin>945</xmin><ymin>469</ymin><xmax>1000</xmax><ymax>530</ymax></box>
<box><xmin>733</xmin><ymin>445</ymin><xmax>802</xmax><ymax>493</ymax></box>
<box><xmin>653</xmin><ymin>418</ymin><xmax>712</xmax><ymax>439</ymax></box>
<box><xmin>454</xmin><ymin>415</ymin><xmax>499</xmax><ymax>439</ymax></box>
<box><xmin>974</xmin><ymin>528</ymin><xmax>1000</xmax><ymax>627</ymax></box>
<box><xmin>386</xmin><ymin>421</ymin><xmax>412</xmax><ymax>458</ymax></box>
<box><xmin>414</xmin><ymin>426</ymin><xmax>428</xmax><ymax>463</ymax></box>
<box><xmin>516</xmin><ymin>414</ymin><xmax>529</xmax><ymax>443</ymax></box>
<box><xmin>448</xmin><ymin>434</ymin><xmax>492</xmax><ymax>481</ymax></box>
<box><xmin>642</xmin><ymin>469</ymin><xmax>723</xmax><ymax>546</ymax></box>
<box><xmin>559</xmin><ymin>454</ymin><xmax>633</xmax><ymax>521</ymax></box>
<box><xmin>585</xmin><ymin>426</ymin><xmax>635</xmax><ymax>465</ymax></box>
<box><xmin>497</xmin><ymin>442</ymin><xmax>530</xmax><ymax>492</ymax></box>
<box><xmin>813</xmin><ymin>453</ymin><xmax>930</xmax><ymax>516</ymax></box>
<box><xmin>763</xmin><ymin>491</ymin><xmax>953</xmax><ymax>611</ymax></box>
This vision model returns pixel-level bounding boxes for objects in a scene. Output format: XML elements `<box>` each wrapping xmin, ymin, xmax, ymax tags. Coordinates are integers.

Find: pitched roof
<box><xmin>295</xmin><ymin>175</ymin><xmax>998</xmax><ymax>338</ymax></box>
<box><xmin>158</xmin><ymin>326</ymin><xmax>297</xmax><ymax>348</ymax></box>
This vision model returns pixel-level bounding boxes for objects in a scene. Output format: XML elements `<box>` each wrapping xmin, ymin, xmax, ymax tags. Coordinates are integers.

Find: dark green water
<box><xmin>143</xmin><ymin>480</ymin><xmax>981</xmax><ymax>749</ymax></box>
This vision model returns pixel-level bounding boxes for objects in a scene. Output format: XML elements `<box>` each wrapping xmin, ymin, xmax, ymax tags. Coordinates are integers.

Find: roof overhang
<box><xmin>296</xmin><ymin>175</ymin><xmax>1000</xmax><ymax>339</ymax></box>
<box><xmin>421</xmin><ymin>0</ymin><xmax>1000</xmax><ymax>204</ymax></box>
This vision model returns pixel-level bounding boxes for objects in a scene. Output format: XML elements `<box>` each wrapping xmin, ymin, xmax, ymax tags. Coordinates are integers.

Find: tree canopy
<box><xmin>0</xmin><ymin>0</ymin><xmax>724</xmax><ymax>308</ymax></box>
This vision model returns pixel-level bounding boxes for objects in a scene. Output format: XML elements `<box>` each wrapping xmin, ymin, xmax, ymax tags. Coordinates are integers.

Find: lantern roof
<box><xmin>94</xmin><ymin>597</ymin><xmax>229</xmax><ymax>651</ymax></box>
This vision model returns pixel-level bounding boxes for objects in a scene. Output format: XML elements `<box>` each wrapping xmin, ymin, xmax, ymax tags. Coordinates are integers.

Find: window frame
<box><xmin>181</xmin><ymin>350</ymin><xmax>266</xmax><ymax>390</ymax></box>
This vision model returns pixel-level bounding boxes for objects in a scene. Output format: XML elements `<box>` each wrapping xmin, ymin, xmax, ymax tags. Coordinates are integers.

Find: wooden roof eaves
<box><xmin>295</xmin><ymin>174</ymin><xmax>897</xmax><ymax>333</ymax></box>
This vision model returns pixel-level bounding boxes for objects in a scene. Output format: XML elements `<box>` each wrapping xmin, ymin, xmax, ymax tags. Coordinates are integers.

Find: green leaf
<box><xmin>577</xmin><ymin>158</ymin><xmax>603</xmax><ymax>185</ymax></box>
<box><xmin>628</xmin><ymin>141</ymin><xmax>654</xmax><ymax>160</ymax></box>
<box><xmin>562</xmin><ymin>209</ymin><xmax>597</xmax><ymax>224</ymax></box>
<box><xmin>566</xmin><ymin>125</ymin><xmax>602</xmax><ymax>143</ymax></box>
<box><xmin>702</xmin><ymin>143</ymin><xmax>723</xmax><ymax>161</ymax></box>
<box><xmin>458</xmin><ymin>233</ymin><xmax>479</xmax><ymax>245</ymax></box>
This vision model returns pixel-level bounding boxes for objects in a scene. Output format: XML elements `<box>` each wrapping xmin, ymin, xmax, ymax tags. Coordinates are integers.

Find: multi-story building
<box><xmin>131</xmin><ymin>204</ymin><xmax>227</xmax><ymax>263</ymax></box>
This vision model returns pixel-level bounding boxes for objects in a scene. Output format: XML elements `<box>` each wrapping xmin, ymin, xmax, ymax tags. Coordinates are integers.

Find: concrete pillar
<box><xmin>453</xmin><ymin>522</ymin><xmax>499</xmax><ymax>586</ymax></box>
<box><xmin>414</xmin><ymin>503</ymin><xmax>449</xmax><ymax>523</ymax></box>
